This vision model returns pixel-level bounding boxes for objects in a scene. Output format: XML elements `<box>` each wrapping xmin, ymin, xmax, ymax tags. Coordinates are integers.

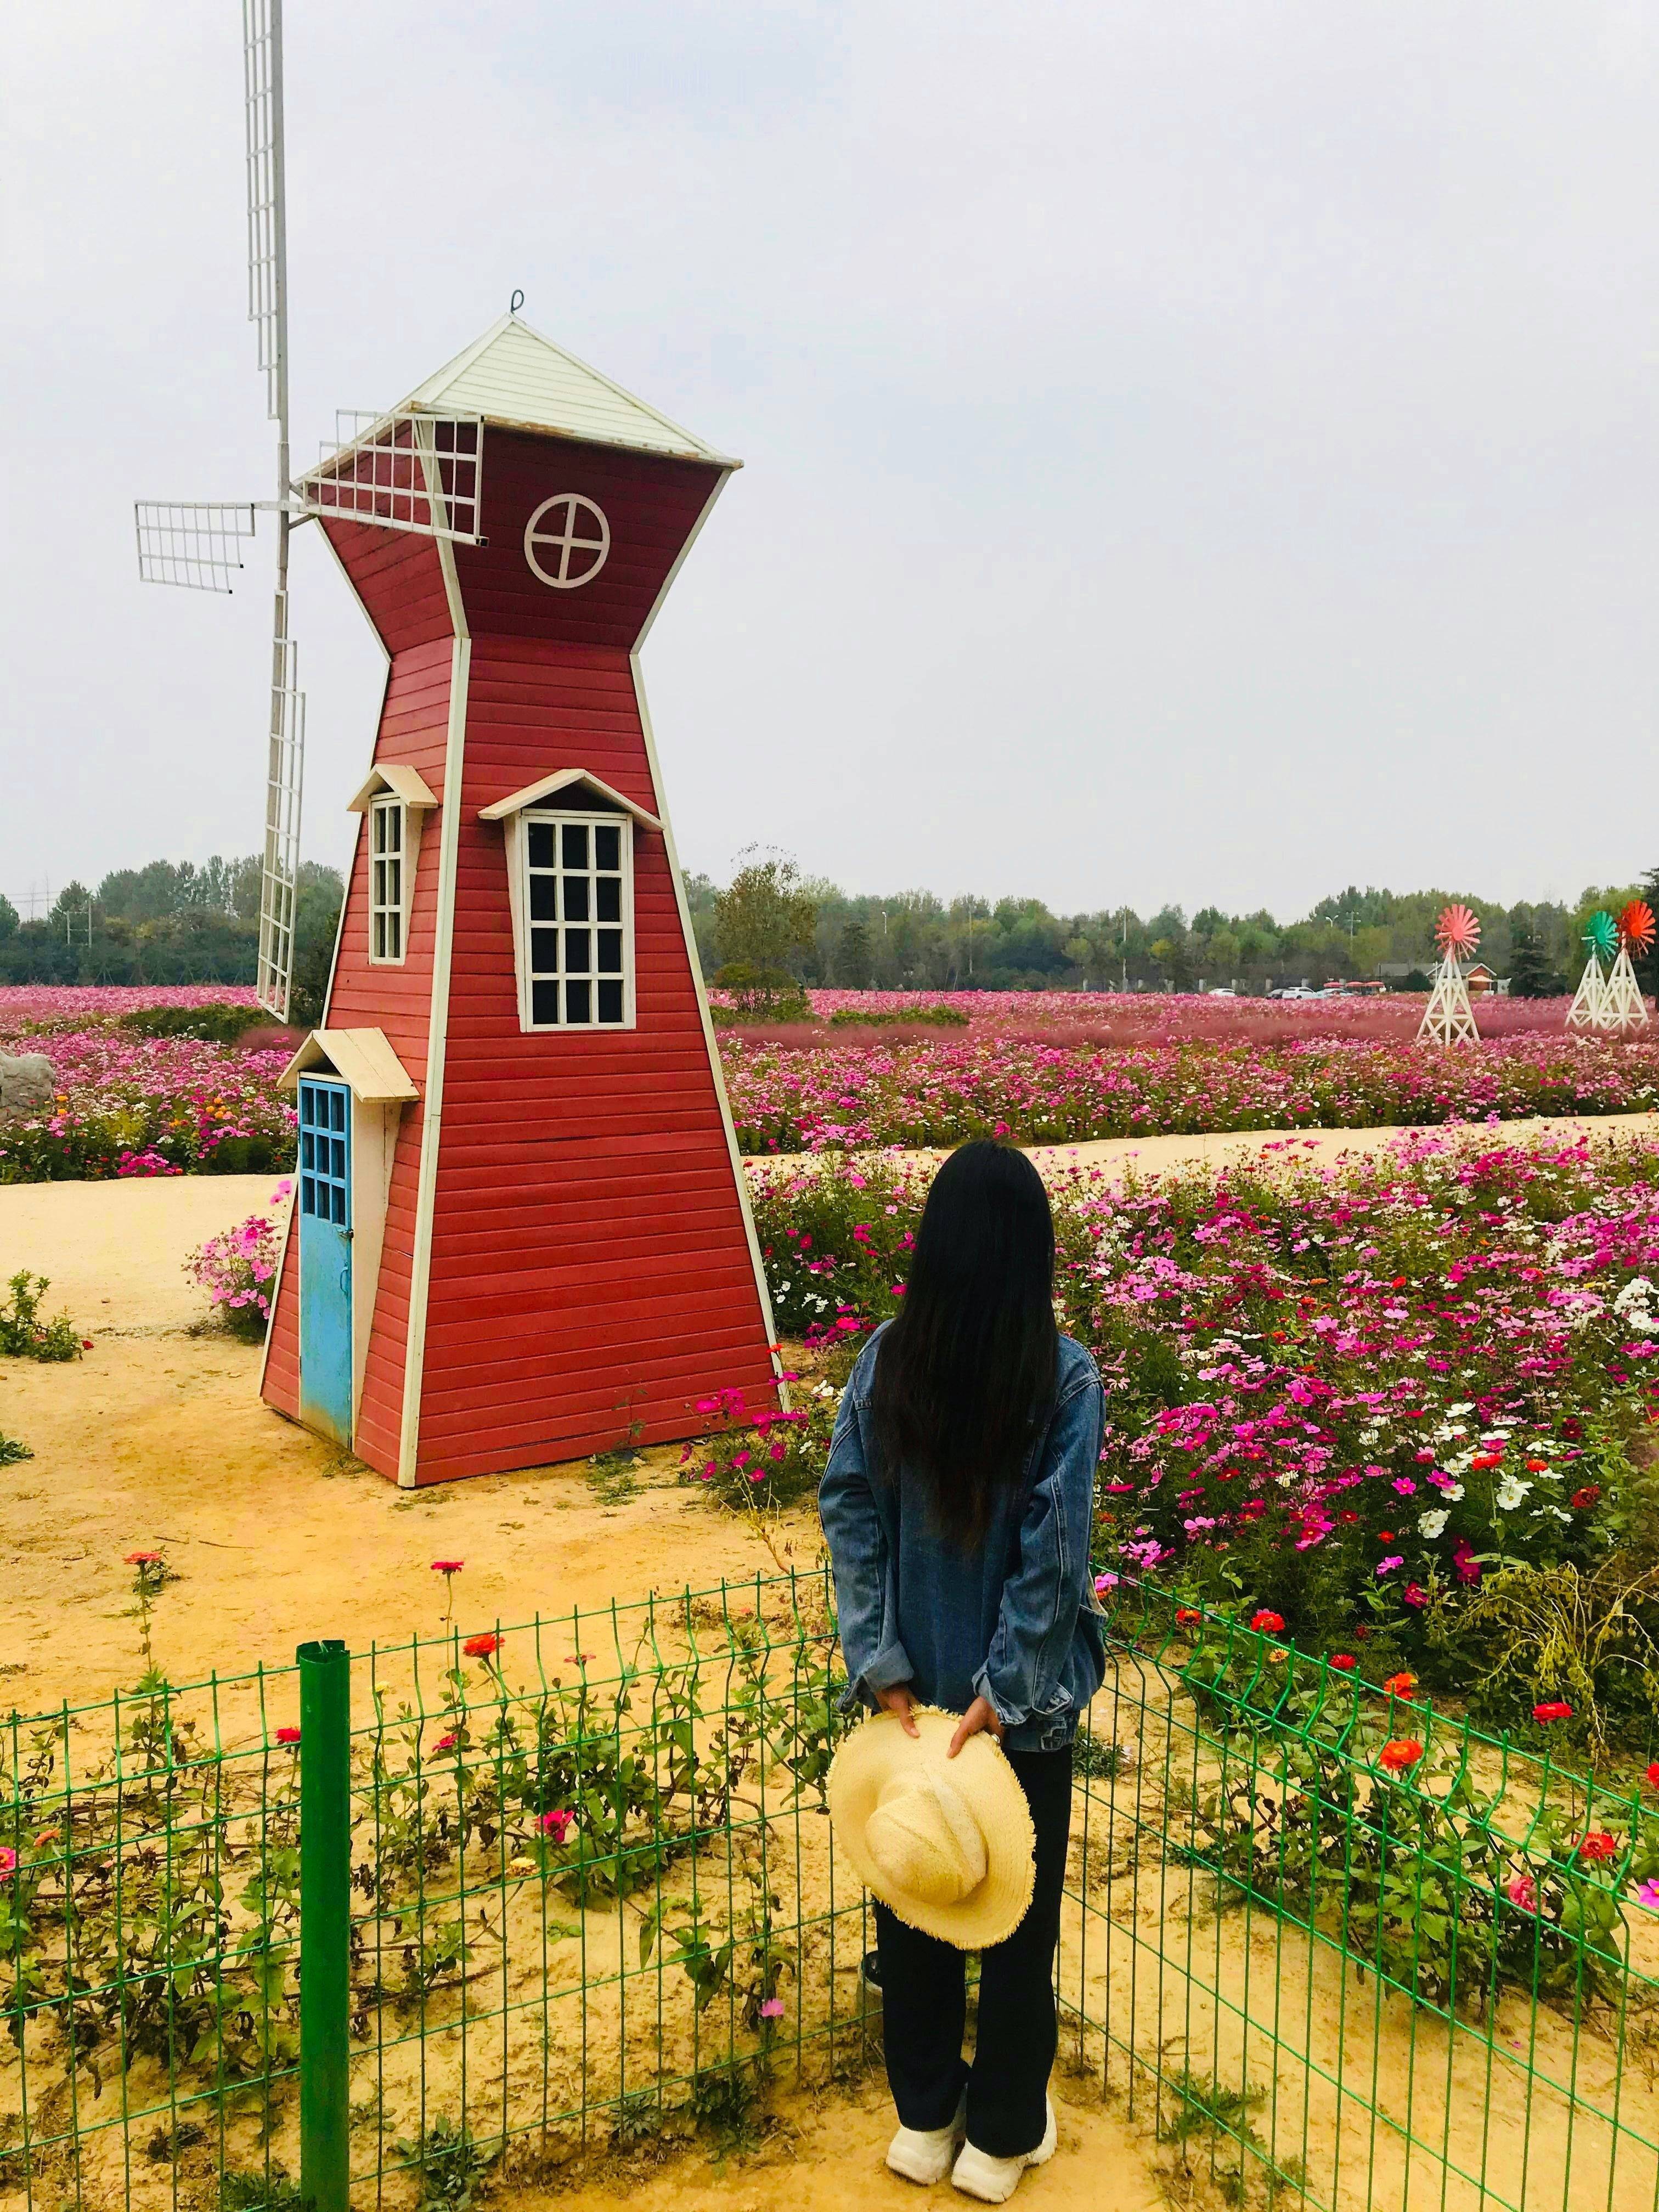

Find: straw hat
<box><xmin>827</xmin><ymin>1708</ymin><xmax>1036</xmax><ymax>1949</ymax></box>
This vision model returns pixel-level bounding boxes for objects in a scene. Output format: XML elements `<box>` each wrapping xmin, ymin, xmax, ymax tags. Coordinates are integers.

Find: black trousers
<box><xmin>874</xmin><ymin>1745</ymin><xmax>1071</xmax><ymax>2160</ymax></box>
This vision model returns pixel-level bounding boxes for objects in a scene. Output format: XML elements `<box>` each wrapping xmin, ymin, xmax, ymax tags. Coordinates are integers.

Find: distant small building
<box><xmin>1464</xmin><ymin>963</ymin><xmax>1510</xmax><ymax>997</ymax></box>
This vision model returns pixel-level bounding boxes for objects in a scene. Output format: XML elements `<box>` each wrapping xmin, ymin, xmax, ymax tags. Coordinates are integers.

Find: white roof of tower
<box><xmin>398</xmin><ymin>314</ymin><xmax>738</xmax><ymax>467</ymax></box>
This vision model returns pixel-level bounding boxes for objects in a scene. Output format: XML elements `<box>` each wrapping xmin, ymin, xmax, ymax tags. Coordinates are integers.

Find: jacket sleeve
<box><xmin>973</xmin><ymin>1366</ymin><xmax>1105</xmax><ymax>1730</ymax></box>
<box><xmin>819</xmin><ymin>1375</ymin><xmax>913</xmax><ymax>1713</ymax></box>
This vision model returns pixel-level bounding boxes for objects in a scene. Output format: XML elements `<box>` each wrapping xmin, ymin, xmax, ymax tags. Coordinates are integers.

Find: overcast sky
<box><xmin>4</xmin><ymin>2</ymin><xmax>1657</xmax><ymax>922</ymax></box>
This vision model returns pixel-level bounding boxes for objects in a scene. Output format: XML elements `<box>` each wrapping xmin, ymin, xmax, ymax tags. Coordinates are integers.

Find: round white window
<box><xmin>524</xmin><ymin>494</ymin><xmax>611</xmax><ymax>590</ymax></box>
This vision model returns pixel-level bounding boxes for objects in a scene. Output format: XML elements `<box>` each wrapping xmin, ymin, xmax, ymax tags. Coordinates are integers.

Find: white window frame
<box><xmin>368</xmin><ymin>795</ymin><xmax>410</xmax><ymax>964</ymax></box>
<box><xmin>505</xmin><ymin>808</ymin><xmax>636</xmax><ymax>1032</ymax></box>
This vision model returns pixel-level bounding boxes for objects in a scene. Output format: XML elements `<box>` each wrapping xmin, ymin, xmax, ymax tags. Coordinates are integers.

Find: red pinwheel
<box><xmin>1618</xmin><ymin>900</ymin><xmax>1656</xmax><ymax>954</ymax></box>
<box><xmin>1435</xmin><ymin>904</ymin><xmax>1481</xmax><ymax>960</ymax></box>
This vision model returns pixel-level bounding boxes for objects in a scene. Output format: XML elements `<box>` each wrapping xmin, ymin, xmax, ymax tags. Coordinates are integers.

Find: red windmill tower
<box><xmin>256</xmin><ymin>311</ymin><xmax>780</xmax><ymax>1483</ymax></box>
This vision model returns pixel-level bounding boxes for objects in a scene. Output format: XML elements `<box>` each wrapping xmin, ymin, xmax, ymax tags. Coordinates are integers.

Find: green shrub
<box><xmin>0</xmin><ymin>1274</ymin><xmax>81</xmax><ymax>1361</ymax></box>
<box><xmin>119</xmin><ymin>1003</ymin><xmax>257</xmax><ymax>1045</ymax></box>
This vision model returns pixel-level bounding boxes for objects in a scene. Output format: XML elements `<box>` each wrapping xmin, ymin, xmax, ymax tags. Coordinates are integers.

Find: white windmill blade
<box><xmin>298</xmin><ymin>409</ymin><xmax>486</xmax><ymax>544</ymax></box>
<box><xmin>255</xmin><ymin>595</ymin><xmax>306</xmax><ymax>1023</ymax></box>
<box><xmin>134</xmin><ymin>501</ymin><xmax>258</xmax><ymax>592</ymax></box>
<box><xmin>242</xmin><ymin>0</ymin><xmax>287</xmax><ymax>424</ymax></box>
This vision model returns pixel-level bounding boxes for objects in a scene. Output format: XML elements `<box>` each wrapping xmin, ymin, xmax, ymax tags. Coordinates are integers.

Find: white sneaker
<box><xmin>887</xmin><ymin>2091</ymin><xmax>969</xmax><ymax>2185</ymax></box>
<box><xmin>950</xmin><ymin>2097</ymin><xmax>1058</xmax><ymax>2203</ymax></box>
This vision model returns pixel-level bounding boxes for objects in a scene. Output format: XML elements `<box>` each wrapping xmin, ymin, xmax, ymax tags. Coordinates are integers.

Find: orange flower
<box><xmin>1379</xmin><ymin>1739</ymin><xmax>1425</xmax><ymax>1773</ymax></box>
<box><xmin>1381</xmin><ymin>1672</ymin><xmax>1418</xmax><ymax>1699</ymax></box>
<box><xmin>1175</xmin><ymin>1608</ymin><xmax>1201</xmax><ymax>1626</ymax></box>
<box><xmin>463</xmin><ymin>1633</ymin><xmax>502</xmax><ymax>1660</ymax></box>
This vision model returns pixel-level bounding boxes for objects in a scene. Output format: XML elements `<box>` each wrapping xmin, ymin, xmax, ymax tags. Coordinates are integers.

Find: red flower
<box><xmin>432</xmin><ymin>1732</ymin><xmax>458</xmax><ymax>1753</ymax></box>
<box><xmin>1570</xmin><ymin>1486</ymin><xmax>1601</xmax><ymax>1511</ymax></box>
<box><xmin>1175</xmin><ymin>1608</ymin><xmax>1201</xmax><ymax>1626</ymax></box>
<box><xmin>1647</xmin><ymin>1762</ymin><xmax>1659</xmax><ymax>1790</ymax></box>
<box><xmin>124</xmin><ymin>1551</ymin><xmax>162</xmax><ymax>1565</ymax></box>
<box><xmin>275</xmin><ymin>1727</ymin><xmax>300</xmax><ymax>1746</ymax></box>
<box><xmin>1402</xmin><ymin>1582</ymin><xmax>1429</xmax><ymax>1609</ymax></box>
<box><xmin>1576</xmin><ymin>1831</ymin><xmax>1619</xmax><ymax>1863</ymax></box>
<box><xmin>1379</xmin><ymin>1739</ymin><xmax>1425</xmax><ymax>1773</ymax></box>
<box><xmin>1250</xmin><ymin>1610</ymin><xmax>1285</xmax><ymax>1633</ymax></box>
<box><xmin>431</xmin><ymin>1559</ymin><xmax>465</xmax><ymax>1574</ymax></box>
<box><xmin>1329</xmin><ymin>1654</ymin><xmax>1357</xmax><ymax>1672</ymax></box>
<box><xmin>462</xmin><ymin>1633</ymin><xmax>501</xmax><ymax>1660</ymax></box>
<box><xmin>1377</xmin><ymin>1531</ymin><xmax>1395</xmax><ymax>1543</ymax></box>
<box><xmin>1533</xmin><ymin>1701</ymin><xmax>1573</xmax><ymax>1723</ymax></box>
<box><xmin>1381</xmin><ymin>1672</ymin><xmax>1418</xmax><ymax>1699</ymax></box>
<box><xmin>1471</xmin><ymin>1452</ymin><xmax>1504</xmax><ymax>1470</ymax></box>
<box><xmin>81</xmin><ymin>1340</ymin><xmax>93</xmax><ymax>1351</ymax></box>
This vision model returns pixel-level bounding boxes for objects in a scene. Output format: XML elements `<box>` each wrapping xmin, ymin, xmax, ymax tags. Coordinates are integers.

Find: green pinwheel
<box><xmin>1584</xmin><ymin>910</ymin><xmax>1618</xmax><ymax>962</ymax></box>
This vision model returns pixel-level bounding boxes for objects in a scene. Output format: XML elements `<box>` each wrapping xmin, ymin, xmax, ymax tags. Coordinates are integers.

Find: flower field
<box><xmin>0</xmin><ymin>988</ymin><xmax>290</xmax><ymax>1181</ymax></box>
<box><xmin>749</xmin><ymin>1131</ymin><xmax>1659</xmax><ymax>1748</ymax></box>
<box><xmin>724</xmin><ymin>1029</ymin><xmax>1659</xmax><ymax>1152</ymax></box>
<box><xmin>4</xmin><ymin>986</ymin><xmax>1659</xmax><ymax>1181</ymax></box>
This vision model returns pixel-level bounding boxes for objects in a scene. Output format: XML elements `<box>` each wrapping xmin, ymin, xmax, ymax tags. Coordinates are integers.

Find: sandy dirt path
<box><xmin>529</xmin><ymin>2074</ymin><xmax>1165</xmax><ymax>2211</ymax></box>
<box><xmin>752</xmin><ymin>1108</ymin><xmax>1659</xmax><ymax>1184</ymax></box>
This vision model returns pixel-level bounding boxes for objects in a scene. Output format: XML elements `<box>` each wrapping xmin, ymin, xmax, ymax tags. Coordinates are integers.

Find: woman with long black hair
<box><xmin>820</xmin><ymin>1140</ymin><xmax>1105</xmax><ymax>2203</ymax></box>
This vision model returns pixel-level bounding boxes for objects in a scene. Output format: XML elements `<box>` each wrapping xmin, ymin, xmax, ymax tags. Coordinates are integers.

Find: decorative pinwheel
<box><xmin>1584</xmin><ymin>910</ymin><xmax>1618</xmax><ymax>962</ymax></box>
<box><xmin>1435</xmin><ymin>904</ymin><xmax>1481</xmax><ymax>960</ymax></box>
<box><xmin>1618</xmin><ymin>900</ymin><xmax>1656</xmax><ymax>954</ymax></box>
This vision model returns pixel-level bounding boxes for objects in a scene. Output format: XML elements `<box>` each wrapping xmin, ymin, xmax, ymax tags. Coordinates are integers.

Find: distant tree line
<box><xmin>684</xmin><ymin>866</ymin><xmax>1659</xmax><ymax>999</ymax></box>
<box><xmin>6</xmin><ymin>848</ymin><xmax>1654</xmax><ymax>1021</ymax></box>
<box><xmin>0</xmin><ymin>854</ymin><xmax>344</xmax><ymax>1023</ymax></box>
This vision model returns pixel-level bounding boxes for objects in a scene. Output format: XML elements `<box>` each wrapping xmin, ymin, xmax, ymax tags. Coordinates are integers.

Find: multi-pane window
<box><xmin>523</xmin><ymin>811</ymin><xmax>632</xmax><ymax>1028</ymax></box>
<box><xmin>298</xmin><ymin>1081</ymin><xmax>349</xmax><ymax>1226</ymax></box>
<box><xmin>370</xmin><ymin>797</ymin><xmax>406</xmax><ymax>961</ymax></box>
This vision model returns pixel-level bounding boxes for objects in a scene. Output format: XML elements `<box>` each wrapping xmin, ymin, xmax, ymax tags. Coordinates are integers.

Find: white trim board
<box><xmin>629</xmin><ymin>647</ymin><xmax>783</xmax><ymax>1402</ymax></box>
<box><xmin>398</xmin><ymin>456</ymin><xmax>471</xmax><ymax>1488</ymax></box>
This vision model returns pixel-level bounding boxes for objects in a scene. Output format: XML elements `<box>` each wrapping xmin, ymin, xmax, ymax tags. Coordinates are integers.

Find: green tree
<box><xmin>834</xmin><ymin>918</ymin><xmax>874</xmax><ymax>985</ymax></box>
<box><xmin>0</xmin><ymin>893</ymin><xmax>18</xmax><ymax>942</ymax></box>
<box><xmin>1509</xmin><ymin>922</ymin><xmax>1562</xmax><ymax>998</ymax></box>
<box><xmin>714</xmin><ymin>857</ymin><xmax>819</xmax><ymax>1012</ymax></box>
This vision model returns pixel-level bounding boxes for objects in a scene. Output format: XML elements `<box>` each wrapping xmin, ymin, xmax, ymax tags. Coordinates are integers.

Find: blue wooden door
<box><xmin>298</xmin><ymin>1078</ymin><xmax>353</xmax><ymax>1446</ymax></box>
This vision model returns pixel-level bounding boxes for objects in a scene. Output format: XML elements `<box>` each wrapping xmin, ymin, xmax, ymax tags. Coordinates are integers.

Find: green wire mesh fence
<box><xmin>1074</xmin><ymin>1577</ymin><xmax>1659</xmax><ymax>2212</ymax></box>
<box><xmin>3</xmin><ymin>1567</ymin><xmax>1659</xmax><ymax>2211</ymax></box>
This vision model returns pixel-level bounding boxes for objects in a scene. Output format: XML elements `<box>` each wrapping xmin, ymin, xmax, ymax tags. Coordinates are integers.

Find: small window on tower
<box><xmin>369</xmin><ymin>797</ymin><xmax>407</xmax><ymax>963</ymax></box>
<box><xmin>519</xmin><ymin>810</ymin><xmax>634</xmax><ymax>1029</ymax></box>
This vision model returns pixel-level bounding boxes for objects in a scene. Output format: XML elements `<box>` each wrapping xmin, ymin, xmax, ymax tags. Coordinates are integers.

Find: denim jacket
<box><xmin>819</xmin><ymin>1325</ymin><xmax>1107</xmax><ymax>1754</ymax></box>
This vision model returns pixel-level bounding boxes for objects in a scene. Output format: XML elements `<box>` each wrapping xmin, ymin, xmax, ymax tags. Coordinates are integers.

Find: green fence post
<box><xmin>298</xmin><ymin>1638</ymin><xmax>351</xmax><ymax>2212</ymax></box>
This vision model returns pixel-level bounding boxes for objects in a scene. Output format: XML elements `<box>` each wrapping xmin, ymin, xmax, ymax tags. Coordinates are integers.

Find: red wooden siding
<box><xmin>318</xmin><ymin>520</ymin><xmax>452</xmax><ymax>654</ymax></box>
<box><xmin>453</xmin><ymin>435</ymin><xmax>723</xmax><ymax>650</ymax></box>
<box><xmin>413</xmin><ymin>636</ymin><xmax>775</xmax><ymax>1481</ymax></box>
<box><xmin>260</xmin><ymin>639</ymin><xmax>455</xmax><ymax>1479</ymax></box>
<box><xmin>263</xmin><ymin>1216</ymin><xmax>301</xmax><ymax>1419</ymax></box>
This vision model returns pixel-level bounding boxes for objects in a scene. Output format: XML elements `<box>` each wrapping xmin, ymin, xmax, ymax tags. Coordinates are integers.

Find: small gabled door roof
<box><xmin>477</xmin><ymin>768</ymin><xmax>663</xmax><ymax>830</ymax></box>
<box><xmin>398</xmin><ymin>314</ymin><xmax>740</xmax><ymax>469</ymax></box>
<box><xmin>279</xmin><ymin>1029</ymin><xmax>420</xmax><ymax>1102</ymax></box>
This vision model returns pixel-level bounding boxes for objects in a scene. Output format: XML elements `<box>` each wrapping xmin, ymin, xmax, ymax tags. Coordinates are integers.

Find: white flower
<box><xmin>1417</xmin><ymin>1509</ymin><xmax>1449</xmax><ymax>1539</ymax></box>
<box><xmin>1614</xmin><ymin>1277</ymin><xmax>1659</xmax><ymax>1334</ymax></box>
<box><xmin>1438</xmin><ymin>1482</ymin><xmax>1465</xmax><ymax>1502</ymax></box>
<box><xmin>1495</xmin><ymin>1475</ymin><xmax>1533</xmax><ymax>1511</ymax></box>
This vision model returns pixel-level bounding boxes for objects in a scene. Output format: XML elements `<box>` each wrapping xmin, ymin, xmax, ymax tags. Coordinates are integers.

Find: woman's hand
<box><xmin>874</xmin><ymin>1683</ymin><xmax>920</xmax><ymax>1737</ymax></box>
<box><xmin>947</xmin><ymin>1696</ymin><xmax>1005</xmax><ymax>1757</ymax></box>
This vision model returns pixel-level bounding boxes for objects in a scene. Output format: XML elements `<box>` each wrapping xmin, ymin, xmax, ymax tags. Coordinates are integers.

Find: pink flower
<box><xmin>1375</xmin><ymin>1555</ymin><xmax>1403</xmax><ymax>1577</ymax></box>
<box><xmin>1506</xmin><ymin>1872</ymin><xmax>1540</xmax><ymax>1914</ymax></box>
<box><xmin>431</xmin><ymin>1559</ymin><xmax>464</xmax><ymax>1575</ymax></box>
<box><xmin>432</xmin><ymin>1733</ymin><xmax>458</xmax><ymax>1753</ymax></box>
<box><xmin>1635</xmin><ymin>1880</ymin><xmax>1659</xmax><ymax>1911</ymax></box>
<box><xmin>0</xmin><ymin>1848</ymin><xmax>16</xmax><ymax>1881</ymax></box>
<box><xmin>540</xmin><ymin>1809</ymin><xmax>576</xmax><ymax>1843</ymax></box>
<box><xmin>759</xmin><ymin>1996</ymin><xmax>786</xmax><ymax>2018</ymax></box>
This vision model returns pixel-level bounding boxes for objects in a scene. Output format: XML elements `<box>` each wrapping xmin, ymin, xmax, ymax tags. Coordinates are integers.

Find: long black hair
<box><xmin>870</xmin><ymin>1140</ymin><xmax>1059</xmax><ymax>1545</ymax></box>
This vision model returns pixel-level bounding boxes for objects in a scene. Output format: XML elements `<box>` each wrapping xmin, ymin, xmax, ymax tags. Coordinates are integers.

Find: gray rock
<box><xmin>0</xmin><ymin>1052</ymin><xmax>57</xmax><ymax>1114</ymax></box>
